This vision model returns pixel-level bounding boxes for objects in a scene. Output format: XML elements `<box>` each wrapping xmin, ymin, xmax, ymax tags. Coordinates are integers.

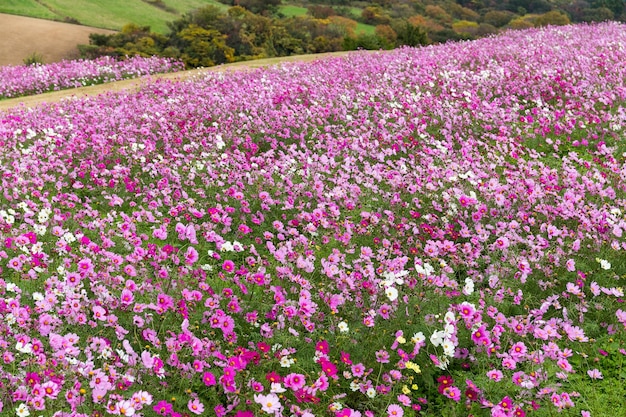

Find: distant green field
<box><xmin>0</xmin><ymin>0</ymin><xmax>226</xmax><ymax>33</ymax></box>
<box><xmin>356</xmin><ymin>22</ymin><xmax>375</xmax><ymax>35</ymax></box>
<box><xmin>278</xmin><ymin>4</ymin><xmax>308</xmax><ymax>17</ymax></box>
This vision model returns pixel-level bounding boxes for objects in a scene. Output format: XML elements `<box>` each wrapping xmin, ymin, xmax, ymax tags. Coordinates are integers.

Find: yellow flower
<box><xmin>405</xmin><ymin>361</ymin><xmax>421</xmax><ymax>374</ymax></box>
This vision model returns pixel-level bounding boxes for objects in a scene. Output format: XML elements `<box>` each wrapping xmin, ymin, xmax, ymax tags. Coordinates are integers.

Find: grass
<box><xmin>0</xmin><ymin>0</ymin><xmax>58</xmax><ymax>19</ymax></box>
<box><xmin>356</xmin><ymin>21</ymin><xmax>376</xmax><ymax>35</ymax></box>
<box><xmin>0</xmin><ymin>0</ymin><xmax>226</xmax><ymax>33</ymax></box>
<box><xmin>278</xmin><ymin>4</ymin><xmax>308</xmax><ymax>17</ymax></box>
<box><xmin>38</xmin><ymin>0</ymin><xmax>178</xmax><ymax>32</ymax></box>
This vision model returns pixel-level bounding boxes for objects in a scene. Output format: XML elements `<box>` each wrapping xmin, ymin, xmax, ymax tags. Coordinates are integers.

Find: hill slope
<box><xmin>0</xmin><ymin>13</ymin><xmax>115</xmax><ymax>66</ymax></box>
<box><xmin>0</xmin><ymin>0</ymin><xmax>227</xmax><ymax>33</ymax></box>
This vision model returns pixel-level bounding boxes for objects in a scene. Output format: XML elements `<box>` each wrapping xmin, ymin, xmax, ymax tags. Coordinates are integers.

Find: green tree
<box><xmin>581</xmin><ymin>6</ymin><xmax>615</xmax><ymax>21</ymax></box>
<box><xmin>534</xmin><ymin>10</ymin><xmax>571</xmax><ymax>26</ymax></box>
<box><xmin>424</xmin><ymin>5</ymin><xmax>453</xmax><ymax>24</ymax></box>
<box><xmin>177</xmin><ymin>24</ymin><xmax>235</xmax><ymax>67</ymax></box>
<box><xmin>375</xmin><ymin>24</ymin><xmax>398</xmax><ymax>46</ymax></box>
<box><xmin>361</xmin><ymin>6</ymin><xmax>391</xmax><ymax>25</ymax></box>
<box><xmin>235</xmin><ymin>0</ymin><xmax>281</xmax><ymax>14</ymax></box>
<box><xmin>592</xmin><ymin>0</ymin><xmax>624</xmax><ymax>16</ymax></box>
<box><xmin>394</xmin><ymin>21</ymin><xmax>429</xmax><ymax>46</ymax></box>
<box><xmin>483</xmin><ymin>10</ymin><xmax>516</xmax><ymax>27</ymax></box>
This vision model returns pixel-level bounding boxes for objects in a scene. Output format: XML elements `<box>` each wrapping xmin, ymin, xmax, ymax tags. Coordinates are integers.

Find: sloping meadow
<box><xmin>0</xmin><ymin>22</ymin><xmax>625</xmax><ymax>417</ymax></box>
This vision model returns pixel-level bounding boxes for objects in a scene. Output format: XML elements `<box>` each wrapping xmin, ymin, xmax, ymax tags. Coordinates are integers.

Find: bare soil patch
<box><xmin>0</xmin><ymin>13</ymin><xmax>115</xmax><ymax>66</ymax></box>
<box><xmin>0</xmin><ymin>51</ymin><xmax>355</xmax><ymax>112</ymax></box>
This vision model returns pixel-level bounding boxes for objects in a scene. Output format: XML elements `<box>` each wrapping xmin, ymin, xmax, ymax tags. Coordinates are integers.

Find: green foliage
<box><xmin>593</xmin><ymin>0</ymin><xmax>624</xmax><ymax>16</ymax></box>
<box><xmin>308</xmin><ymin>4</ymin><xmax>336</xmax><ymax>19</ymax></box>
<box><xmin>534</xmin><ymin>10</ymin><xmax>571</xmax><ymax>26</ymax></box>
<box><xmin>394</xmin><ymin>21</ymin><xmax>429</xmax><ymax>46</ymax></box>
<box><xmin>361</xmin><ymin>5</ymin><xmax>391</xmax><ymax>25</ymax></box>
<box><xmin>447</xmin><ymin>3</ymin><xmax>480</xmax><ymax>21</ymax></box>
<box><xmin>177</xmin><ymin>24</ymin><xmax>235</xmax><ymax>66</ymax></box>
<box><xmin>581</xmin><ymin>6</ymin><xmax>615</xmax><ymax>22</ymax></box>
<box><xmin>452</xmin><ymin>19</ymin><xmax>479</xmax><ymax>36</ymax></box>
<box><xmin>482</xmin><ymin>10</ymin><xmax>515</xmax><ymax>27</ymax></box>
<box><xmin>217</xmin><ymin>0</ymin><xmax>281</xmax><ymax>14</ymax></box>
<box><xmin>343</xmin><ymin>33</ymin><xmax>392</xmax><ymax>50</ymax></box>
<box><xmin>23</xmin><ymin>52</ymin><xmax>44</xmax><ymax>66</ymax></box>
<box><xmin>424</xmin><ymin>4</ymin><xmax>453</xmax><ymax>24</ymax></box>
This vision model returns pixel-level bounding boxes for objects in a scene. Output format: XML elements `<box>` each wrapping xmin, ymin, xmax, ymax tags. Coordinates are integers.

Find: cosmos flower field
<box><xmin>1</xmin><ymin>22</ymin><xmax>626</xmax><ymax>417</ymax></box>
<box><xmin>0</xmin><ymin>56</ymin><xmax>183</xmax><ymax>99</ymax></box>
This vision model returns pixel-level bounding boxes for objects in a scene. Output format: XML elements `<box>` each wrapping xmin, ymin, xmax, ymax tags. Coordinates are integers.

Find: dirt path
<box><xmin>0</xmin><ymin>51</ymin><xmax>353</xmax><ymax>112</ymax></box>
<box><xmin>0</xmin><ymin>13</ymin><xmax>115</xmax><ymax>66</ymax></box>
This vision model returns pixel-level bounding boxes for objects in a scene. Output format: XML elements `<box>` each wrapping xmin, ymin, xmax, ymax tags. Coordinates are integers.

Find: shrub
<box><xmin>23</xmin><ymin>52</ymin><xmax>44</xmax><ymax>66</ymax></box>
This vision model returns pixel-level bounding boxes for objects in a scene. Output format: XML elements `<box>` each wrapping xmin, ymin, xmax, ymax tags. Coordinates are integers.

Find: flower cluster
<box><xmin>0</xmin><ymin>55</ymin><xmax>184</xmax><ymax>99</ymax></box>
<box><xmin>0</xmin><ymin>22</ymin><xmax>625</xmax><ymax>416</ymax></box>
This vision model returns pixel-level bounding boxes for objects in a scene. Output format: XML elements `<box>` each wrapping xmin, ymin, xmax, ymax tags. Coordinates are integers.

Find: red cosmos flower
<box><xmin>513</xmin><ymin>408</ymin><xmax>526</xmax><ymax>417</ymax></box>
<box><xmin>437</xmin><ymin>375</ymin><xmax>454</xmax><ymax>387</ymax></box>
<box><xmin>257</xmin><ymin>342</ymin><xmax>271</xmax><ymax>353</ymax></box>
<box><xmin>265</xmin><ymin>371</ymin><xmax>282</xmax><ymax>384</ymax></box>
<box><xmin>465</xmin><ymin>388</ymin><xmax>478</xmax><ymax>401</ymax></box>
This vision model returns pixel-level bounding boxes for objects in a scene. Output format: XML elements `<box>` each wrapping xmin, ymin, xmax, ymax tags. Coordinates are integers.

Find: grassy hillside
<box><xmin>2</xmin><ymin>0</ymin><xmax>375</xmax><ymax>35</ymax></box>
<box><xmin>0</xmin><ymin>0</ymin><xmax>58</xmax><ymax>20</ymax></box>
<box><xmin>0</xmin><ymin>0</ymin><xmax>227</xmax><ymax>33</ymax></box>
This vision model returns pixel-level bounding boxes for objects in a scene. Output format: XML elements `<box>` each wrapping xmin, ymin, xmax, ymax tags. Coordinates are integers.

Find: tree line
<box><xmin>79</xmin><ymin>5</ymin><xmax>427</xmax><ymax>68</ymax></box>
<box><xmin>79</xmin><ymin>0</ymin><xmax>624</xmax><ymax>69</ymax></box>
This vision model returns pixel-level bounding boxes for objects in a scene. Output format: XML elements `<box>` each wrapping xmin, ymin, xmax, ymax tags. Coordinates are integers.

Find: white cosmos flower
<box><xmin>442</xmin><ymin>339</ymin><xmax>455</xmax><ymax>357</ymax></box>
<box><xmin>337</xmin><ymin>321</ymin><xmax>349</xmax><ymax>333</ymax></box>
<box><xmin>385</xmin><ymin>287</ymin><xmax>399</xmax><ymax>301</ymax></box>
<box><xmin>430</xmin><ymin>330</ymin><xmax>445</xmax><ymax>347</ymax></box>
<box><xmin>16</xmin><ymin>404</ymin><xmax>30</xmax><ymax>417</ymax></box>
<box><xmin>463</xmin><ymin>277</ymin><xmax>475</xmax><ymax>295</ymax></box>
<box><xmin>411</xmin><ymin>332</ymin><xmax>425</xmax><ymax>344</ymax></box>
<box><xmin>270</xmin><ymin>383</ymin><xmax>286</xmax><ymax>393</ymax></box>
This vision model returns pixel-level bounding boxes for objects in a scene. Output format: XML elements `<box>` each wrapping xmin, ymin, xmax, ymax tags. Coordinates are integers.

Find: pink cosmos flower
<box><xmin>284</xmin><ymin>373</ymin><xmax>306</xmax><ymax>391</ymax></box>
<box><xmin>118</xmin><ymin>399</ymin><xmax>135</xmax><ymax>416</ymax></box>
<box><xmin>184</xmin><ymin>246</ymin><xmax>199</xmax><ymax>265</ymax></box>
<box><xmin>441</xmin><ymin>386</ymin><xmax>461</xmax><ymax>401</ymax></box>
<box><xmin>587</xmin><ymin>368</ymin><xmax>603</xmax><ymax>379</ymax></box>
<box><xmin>320</xmin><ymin>358</ymin><xmax>338</xmax><ymax>379</ymax></box>
<box><xmin>222</xmin><ymin>259</ymin><xmax>235</xmax><ymax>272</ymax></box>
<box><xmin>203</xmin><ymin>371</ymin><xmax>217</xmax><ymax>386</ymax></box>
<box><xmin>509</xmin><ymin>341</ymin><xmax>527</xmax><ymax>358</ymax></box>
<box><xmin>254</xmin><ymin>393</ymin><xmax>281</xmax><ymax>413</ymax></box>
<box><xmin>188</xmin><ymin>399</ymin><xmax>205</xmax><ymax>415</ymax></box>
<box><xmin>557</xmin><ymin>358</ymin><xmax>573</xmax><ymax>373</ymax></box>
<box><xmin>153</xmin><ymin>401</ymin><xmax>173</xmax><ymax>415</ymax></box>
<box><xmin>486</xmin><ymin>369</ymin><xmax>503</xmax><ymax>382</ymax></box>
<box><xmin>387</xmin><ymin>404</ymin><xmax>404</xmax><ymax>417</ymax></box>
